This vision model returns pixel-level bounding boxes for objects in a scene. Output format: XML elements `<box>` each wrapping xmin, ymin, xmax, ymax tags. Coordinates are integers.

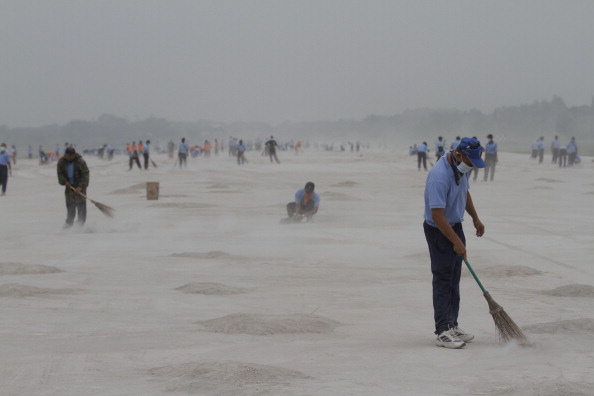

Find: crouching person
<box><xmin>286</xmin><ymin>181</ymin><xmax>320</xmax><ymax>222</ymax></box>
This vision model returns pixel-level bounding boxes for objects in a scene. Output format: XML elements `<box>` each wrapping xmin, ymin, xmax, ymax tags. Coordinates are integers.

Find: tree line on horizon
<box><xmin>1</xmin><ymin>95</ymin><xmax>592</xmax><ymax>153</ymax></box>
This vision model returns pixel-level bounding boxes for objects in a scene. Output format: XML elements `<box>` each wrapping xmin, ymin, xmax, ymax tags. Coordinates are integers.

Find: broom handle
<box><xmin>463</xmin><ymin>259</ymin><xmax>488</xmax><ymax>295</ymax></box>
<box><xmin>67</xmin><ymin>185</ymin><xmax>92</xmax><ymax>201</ymax></box>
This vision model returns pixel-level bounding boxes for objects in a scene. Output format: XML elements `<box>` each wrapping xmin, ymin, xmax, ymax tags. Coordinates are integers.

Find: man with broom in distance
<box><xmin>423</xmin><ymin>137</ymin><xmax>485</xmax><ymax>349</ymax></box>
<box><xmin>57</xmin><ymin>146</ymin><xmax>90</xmax><ymax>228</ymax></box>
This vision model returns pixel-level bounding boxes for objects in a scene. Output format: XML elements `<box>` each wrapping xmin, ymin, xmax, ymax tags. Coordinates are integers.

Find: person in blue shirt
<box><xmin>550</xmin><ymin>135</ymin><xmax>560</xmax><ymax>164</ymax></box>
<box><xmin>423</xmin><ymin>137</ymin><xmax>485</xmax><ymax>349</ymax></box>
<box><xmin>537</xmin><ymin>136</ymin><xmax>545</xmax><ymax>163</ymax></box>
<box><xmin>237</xmin><ymin>140</ymin><xmax>247</xmax><ymax>165</ymax></box>
<box><xmin>450</xmin><ymin>136</ymin><xmax>461</xmax><ymax>151</ymax></box>
<box><xmin>0</xmin><ymin>143</ymin><xmax>13</xmax><ymax>196</ymax></box>
<box><xmin>285</xmin><ymin>182</ymin><xmax>320</xmax><ymax>223</ymax></box>
<box><xmin>416</xmin><ymin>142</ymin><xmax>428</xmax><ymax>171</ymax></box>
<box><xmin>178</xmin><ymin>137</ymin><xmax>189</xmax><ymax>168</ymax></box>
<box><xmin>483</xmin><ymin>134</ymin><xmax>498</xmax><ymax>181</ymax></box>
<box><xmin>567</xmin><ymin>137</ymin><xmax>578</xmax><ymax>166</ymax></box>
<box><xmin>435</xmin><ymin>136</ymin><xmax>446</xmax><ymax>160</ymax></box>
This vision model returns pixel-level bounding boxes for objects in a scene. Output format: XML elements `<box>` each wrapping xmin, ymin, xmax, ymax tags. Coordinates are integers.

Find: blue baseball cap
<box><xmin>457</xmin><ymin>137</ymin><xmax>485</xmax><ymax>168</ymax></box>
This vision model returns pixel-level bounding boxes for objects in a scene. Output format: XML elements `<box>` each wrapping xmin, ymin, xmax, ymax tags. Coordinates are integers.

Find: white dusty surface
<box><xmin>1</xmin><ymin>148</ymin><xmax>593</xmax><ymax>395</ymax></box>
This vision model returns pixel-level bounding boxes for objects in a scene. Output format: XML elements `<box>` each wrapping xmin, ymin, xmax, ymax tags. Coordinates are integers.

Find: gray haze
<box><xmin>2</xmin><ymin>0</ymin><xmax>594</xmax><ymax>128</ymax></box>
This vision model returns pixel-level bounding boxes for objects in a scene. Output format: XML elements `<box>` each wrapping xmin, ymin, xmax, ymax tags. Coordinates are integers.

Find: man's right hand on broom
<box><xmin>454</xmin><ymin>241</ymin><xmax>467</xmax><ymax>261</ymax></box>
<box><xmin>66</xmin><ymin>182</ymin><xmax>82</xmax><ymax>193</ymax></box>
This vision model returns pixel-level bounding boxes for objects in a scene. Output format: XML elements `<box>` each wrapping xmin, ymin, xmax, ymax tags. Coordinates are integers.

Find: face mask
<box><xmin>0</xmin><ymin>146</ymin><xmax>5</xmax><ymax>152</ymax></box>
<box><xmin>457</xmin><ymin>161</ymin><xmax>473</xmax><ymax>174</ymax></box>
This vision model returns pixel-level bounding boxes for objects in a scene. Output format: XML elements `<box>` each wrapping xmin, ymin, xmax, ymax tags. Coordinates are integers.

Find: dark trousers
<box><xmin>559</xmin><ymin>150</ymin><xmax>567</xmax><ymax>167</ymax></box>
<box><xmin>417</xmin><ymin>152</ymin><xmax>427</xmax><ymax>170</ymax></box>
<box><xmin>484</xmin><ymin>154</ymin><xmax>497</xmax><ymax>181</ymax></box>
<box><xmin>423</xmin><ymin>221</ymin><xmax>466</xmax><ymax>334</ymax></box>
<box><xmin>178</xmin><ymin>153</ymin><xmax>187</xmax><ymax>167</ymax></box>
<box><xmin>552</xmin><ymin>148</ymin><xmax>559</xmax><ymax>163</ymax></box>
<box><xmin>66</xmin><ymin>200</ymin><xmax>87</xmax><ymax>226</ymax></box>
<box><xmin>286</xmin><ymin>200</ymin><xmax>315</xmax><ymax>217</ymax></box>
<box><xmin>0</xmin><ymin>165</ymin><xmax>7</xmax><ymax>193</ymax></box>
<box><xmin>143</xmin><ymin>153</ymin><xmax>149</xmax><ymax>169</ymax></box>
<box><xmin>129</xmin><ymin>155</ymin><xmax>141</xmax><ymax>169</ymax></box>
<box><xmin>269</xmin><ymin>150</ymin><xmax>280</xmax><ymax>163</ymax></box>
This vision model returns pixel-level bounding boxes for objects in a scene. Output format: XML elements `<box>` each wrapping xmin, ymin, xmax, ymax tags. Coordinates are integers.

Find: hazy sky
<box><xmin>2</xmin><ymin>0</ymin><xmax>594</xmax><ymax>127</ymax></box>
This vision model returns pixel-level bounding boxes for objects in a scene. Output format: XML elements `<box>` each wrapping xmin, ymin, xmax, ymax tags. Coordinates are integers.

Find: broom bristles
<box><xmin>91</xmin><ymin>200</ymin><xmax>115</xmax><ymax>218</ymax></box>
<box><xmin>484</xmin><ymin>292</ymin><xmax>528</xmax><ymax>343</ymax></box>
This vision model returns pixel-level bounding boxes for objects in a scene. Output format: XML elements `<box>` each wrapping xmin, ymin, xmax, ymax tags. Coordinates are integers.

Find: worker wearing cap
<box><xmin>423</xmin><ymin>137</ymin><xmax>485</xmax><ymax>349</ymax></box>
<box><xmin>286</xmin><ymin>182</ymin><xmax>320</xmax><ymax>222</ymax></box>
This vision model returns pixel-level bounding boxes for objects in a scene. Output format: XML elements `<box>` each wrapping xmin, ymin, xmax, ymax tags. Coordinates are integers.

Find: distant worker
<box><xmin>450</xmin><ymin>136</ymin><xmax>461</xmax><ymax>151</ymax></box>
<box><xmin>435</xmin><ymin>136</ymin><xmax>446</xmax><ymax>160</ymax></box>
<box><xmin>56</xmin><ymin>147</ymin><xmax>89</xmax><ymax>228</ymax></box>
<box><xmin>483</xmin><ymin>134</ymin><xmax>498</xmax><ymax>181</ymax></box>
<box><xmin>265</xmin><ymin>136</ymin><xmax>280</xmax><ymax>164</ymax></box>
<box><xmin>0</xmin><ymin>143</ymin><xmax>13</xmax><ymax>196</ymax></box>
<box><xmin>551</xmin><ymin>135</ymin><xmax>560</xmax><ymax>164</ymax></box>
<box><xmin>567</xmin><ymin>137</ymin><xmax>578</xmax><ymax>166</ymax></box>
<box><xmin>417</xmin><ymin>141</ymin><xmax>428</xmax><ymax>171</ymax></box>
<box><xmin>143</xmin><ymin>140</ymin><xmax>151</xmax><ymax>169</ymax></box>
<box><xmin>178</xmin><ymin>137</ymin><xmax>189</xmax><ymax>168</ymax></box>
<box><xmin>537</xmin><ymin>137</ymin><xmax>545</xmax><ymax>163</ymax></box>
<box><xmin>237</xmin><ymin>139</ymin><xmax>247</xmax><ymax>165</ymax></box>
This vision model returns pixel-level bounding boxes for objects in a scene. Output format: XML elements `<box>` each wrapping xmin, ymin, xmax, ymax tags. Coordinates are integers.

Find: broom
<box><xmin>68</xmin><ymin>185</ymin><xmax>115</xmax><ymax>218</ymax></box>
<box><xmin>464</xmin><ymin>259</ymin><xmax>527</xmax><ymax>343</ymax></box>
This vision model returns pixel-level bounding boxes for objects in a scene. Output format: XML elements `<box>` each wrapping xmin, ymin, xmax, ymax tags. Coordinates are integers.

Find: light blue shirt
<box><xmin>295</xmin><ymin>188</ymin><xmax>320</xmax><ymax>207</ymax></box>
<box><xmin>0</xmin><ymin>151</ymin><xmax>10</xmax><ymax>166</ymax></box>
<box><xmin>417</xmin><ymin>143</ymin><xmax>428</xmax><ymax>153</ymax></box>
<box><xmin>551</xmin><ymin>140</ymin><xmax>560</xmax><ymax>149</ymax></box>
<box><xmin>178</xmin><ymin>142</ymin><xmax>189</xmax><ymax>154</ymax></box>
<box><xmin>485</xmin><ymin>141</ymin><xmax>498</xmax><ymax>155</ymax></box>
<box><xmin>424</xmin><ymin>154</ymin><xmax>469</xmax><ymax>227</ymax></box>
<box><xmin>567</xmin><ymin>140</ymin><xmax>577</xmax><ymax>153</ymax></box>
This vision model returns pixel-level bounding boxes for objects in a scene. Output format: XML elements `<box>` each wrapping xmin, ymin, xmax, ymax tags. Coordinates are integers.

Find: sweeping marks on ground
<box><xmin>463</xmin><ymin>264</ymin><xmax>542</xmax><ymax>278</ymax></box>
<box><xmin>0</xmin><ymin>283</ymin><xmax>84</xmax><ymax>297</ymax></box>
<box><xmin>149</xmin><ymin>202</ymin><xmax>215</xmax><ymax>209</ymax></box>
<box><xmin>331</xmin><ymin>180</ymin><xmax>358</xmax><ymax>187</ymax></box>
<box><xmin>0</xmin><ymin>262</ymin><xmax>63</xmax><ymax>275</ymax></box>
<box><xmin>535</xmin><ymin>178</ymin><xmax>564</xmax><ymax>183</ymax></box>
<box><xmin>146</xmin><ymin>360</ymin><xmax>311</xmax><ymax>396</ymax></box>
<box><xmin>196</xmin><ymin>313</ymin><xmax>341</xmax><ymax>335</ymax></box>
<box><xmin>489</xmin><ymin>380</ymin><xmax>594</xmax><ymax>396</ymax></box>
<box><xmin>542</xmin><ymin>284</ymin><xmax>594</xmax><ymax>297</ymax></box>
<box><xmin>323</xmin><ymin>191</ymin><xmax>356</xmax><ymax>201</ymax></box>
<box><xmin>169</xmin><ymin>251</ymin><xmax>231</xmax><ymax>259</ymax></box>
<box><xmin>109</xmin><ymin>183</ymin><xmax>147</xmax><ymax>194</ymax></box>
<box><xmin>523</xmin><ymin>318</ymin><xmax>594</xmax><ymax>335</ymax></box>
<box><xmin>175</xmin><ymin>282</ymin><xmax>249</xmax><ymax>295</ymax></box>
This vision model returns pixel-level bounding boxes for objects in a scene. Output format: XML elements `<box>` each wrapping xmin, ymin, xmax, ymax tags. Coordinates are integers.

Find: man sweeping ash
<box><xmin>423</xmin><ymin>137</ymin><xmax>485</xmax><ymax>349</ymax></box>
<box><xmin>285</xmin><ymin>182</ymin><xmax>320</xmax><ymax>223</ymax></box>
<box><xmin>57</xmin><ymin>147</ymin><xmax>90</xmax><ymax>228</ymax></box>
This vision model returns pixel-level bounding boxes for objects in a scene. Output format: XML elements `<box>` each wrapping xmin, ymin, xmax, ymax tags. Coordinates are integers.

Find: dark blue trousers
<box><xmin>423</xmin><ymin>221</ymin><xmax>466</xmax><ymax>334</ymax></box>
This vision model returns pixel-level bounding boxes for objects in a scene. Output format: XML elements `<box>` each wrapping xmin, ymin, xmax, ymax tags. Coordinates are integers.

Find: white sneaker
<box><xmin>436</xmin><ymin>329</ymin><xmax>465</xmax><ymax>349</ymax></box>
<box><xmin>452</xmin><ymin>326</ymin><xmax>474</xmax><ymax>343</ymax></box>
